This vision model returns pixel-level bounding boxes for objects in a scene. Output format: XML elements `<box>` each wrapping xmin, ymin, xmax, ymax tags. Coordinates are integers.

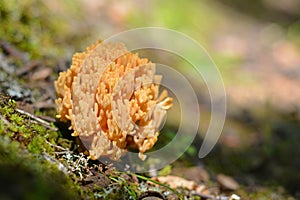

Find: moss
<box><xmin>0</xmin><ymin>136</ymin><xmax>80</xmax><ymax>200</ymax></box>
<box><xmin>0</xmin><ymin>120</ymin><xmax>4</xmax><ymax>133</ymax></box>
<box><xmin>236</xmin><ymin>185</ymin><xmax>295</xmax><ymax>200</ymax></box>
<box><xmin>10</xmin><ymin>113</ymin><xmax>23</xmax><ymax>125</ymax></box>
<box><xmin>0</xmin><ymin>95</ymin><xmax>66</xmax><ymax>156</ymax></box>
<box><xmin>27</xmin><ymin>136</ymin><xmax>47</xmax><ymax>154</ymax></box>
<box><xmin>56</xmin><ymin>137</ymin><xmax>73</xmax><ymax>150</ymax></box>
<box><xmin>0</xmin><ymin>95</ymin><xmax>95</xmax><ymax>199</ymax></box>
<box><xmin>94</xmin><ymin>176</ymin><xmax>138</xmax><ymax>200</ymax></box>
<box><xmin>0</xmin><ymin>98</ymin><xmax>16</xmax><ymax>116</ymax></box>
<box><xmin>0</xmin><ymin>0</ymin><xmax>90</xmax><ymax>65</ymax></box>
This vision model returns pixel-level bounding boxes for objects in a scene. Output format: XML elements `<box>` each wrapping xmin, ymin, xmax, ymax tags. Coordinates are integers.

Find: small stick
<box><xmin>0</xmin><ymin>40</ymin><xmax>28</xmax><ymax>62</ymax></box>
<box><xmin>45</xmin><ymin>140</ymin><xmax>70</xmax><ymax>152</ymax></box>
<box><xmin>42</xmin><ymin>152</ymin><xmax>68</xmax><ymax>175</ymax></box>
<box><xmin>15</xmin><ymin>60</ymin><xmax>40</xmax><ymax>76</ymax></box>
<box><xmin>192</xmin><ymin>192</ymin><xmax>240</xmax><ymax>200</ymax></box>
<box><xmin>15</xmin><ymin>108</ymin><xmax>58</xmax><ymax>131</ymax></box>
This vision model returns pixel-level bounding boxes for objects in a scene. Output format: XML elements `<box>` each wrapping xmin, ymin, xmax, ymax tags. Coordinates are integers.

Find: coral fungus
<box><xmin>55</xmin><ymin>41</ymin><xmax>172</xmax><ymax>160</ymax></box>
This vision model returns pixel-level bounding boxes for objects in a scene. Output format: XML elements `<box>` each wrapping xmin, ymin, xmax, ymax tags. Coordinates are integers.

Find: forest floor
<box><xmin>0</xmin><ymin>0</ymin><xmax>300</xmax><ymax>199</ymax></box>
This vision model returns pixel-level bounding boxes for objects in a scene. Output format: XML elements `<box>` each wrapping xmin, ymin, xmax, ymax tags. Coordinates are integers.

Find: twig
<box><xmin>0</xmin><ymin>40</ymin><xmax>28</xmax><ymax>62</ymax></box>
<box><xmin>15</xmin><ymin>108</ymin><xmax>58</xmax><ymax>131</ymax></box>
<box><xmin>45</xmin><ymin>140</ymin><xmax>70</xmax><ymax>152</ymax></box>
<box><xmin>16</xmin><ymin>108</ymin><xmax>50</xmax><ymax>125</ymax></box>
<box><xmin>54</xmin><ymin>151</ymin><xmax>71</xmax><ymax>155</ymax></box>
<box><xmin>15</xmin><ymin>60</ymin><xmax>41</xmax><ymax>76</ymax></box>
<box><xmin>42</xmin><ymin>152</ymin><xmax>68</xmax><ymax>175</ymax></box>
<box><xmin>191</xmin><ymin>192</ymin><xmax>240</xmax><ymax>200</ymax></box>
<box><xmin>192</xmin><ymin>193</ymin><xmax>229</xmax><ymax>200</ymax></box>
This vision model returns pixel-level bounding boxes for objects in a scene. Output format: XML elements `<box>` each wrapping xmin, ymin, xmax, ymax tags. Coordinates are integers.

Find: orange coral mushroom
<box><xmin>54</xmin><ymin>41</ymin><xmax>172</xmax><ymax>160</ymax></box>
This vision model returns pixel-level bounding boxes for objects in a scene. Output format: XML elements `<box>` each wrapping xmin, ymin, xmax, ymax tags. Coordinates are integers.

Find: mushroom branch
<box><xmin>54</xmin><ymin>41</ymin><xmax>173</xmax><ymax>161</ymax></box>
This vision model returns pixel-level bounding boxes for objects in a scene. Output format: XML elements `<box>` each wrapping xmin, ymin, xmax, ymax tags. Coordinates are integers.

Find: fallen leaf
<box><xmin>217</xmin><ymin>174</ymin><xmax>239</xmax><ymax>191</ymax></box>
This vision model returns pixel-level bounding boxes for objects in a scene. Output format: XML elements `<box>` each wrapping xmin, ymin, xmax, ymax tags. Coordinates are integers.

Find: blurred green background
<box><xmin>1</xmin><ymin>0</ymin><xmax>300</xmax><ymax>198</ymax></box>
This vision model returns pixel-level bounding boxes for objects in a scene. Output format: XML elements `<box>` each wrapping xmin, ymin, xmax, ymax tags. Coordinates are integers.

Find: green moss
<box><xmin>0</xmin><ymin>98</ymin><xmax>16</xmax><ymax>117</ymax></box>
<box><xmin>158</xmin><ymin>165</ymin><xmax>172</xmax><ymax>176</ymax></box>
<box><xmin>0</xmin><ymin>0</ymin><xmax>85</xmax><ymax>60</ymax></box>
<box><xmin>95</xmin><ymin>175</ymin><xmax>139</xmax><ymax>200</ymax></box>
<box><xmin>10</xmin><ymin>113</ymin><xmax>24</xmax><ymax>125</ymax></box>
<box><xmin>30</xmin><ymin>123</ymin><xmax>46</xmax><ymax>134</ymax></box>
<box><xmin>0</xmin><ymin>95</ymin><xmax>95</xmax><ymax>199</ymax></box>
<box><xmin>0</xmin><ymin>95</ymin><xmax>66</xmax><ymax>156</ymax></box>
<box><xmin>56</xmin><ymin>137</ymin><xmax>73</xmax><ymax>150</ymax></box>
<box><xmin>0</xmin><ymin>121</ymin><xmax>4</xmax><ymax>133</ymax></box>
<box><xmin>27</xmin><ymin>136</ymin><xmax>46</xmax><ymax>154</ymax></box>
<box><xmin>0</xmin><ymin>136</ymin><xmax>80</xmax><ymax>199</ymax></box>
